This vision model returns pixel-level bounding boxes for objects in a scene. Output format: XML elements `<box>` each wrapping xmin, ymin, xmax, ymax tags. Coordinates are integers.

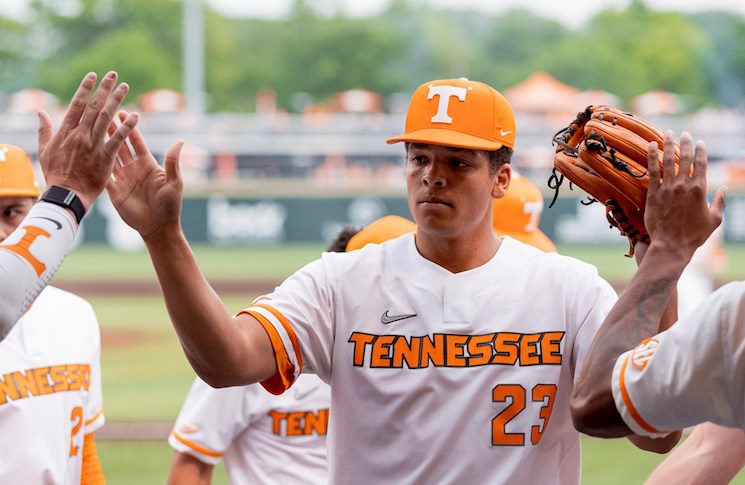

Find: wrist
<box><xmin>644</xmin><ymin>240</ymin><xmax>693</xmax><ymax>270</ymax></box>
<box><xmin>142</xmin><ymin>221</ymin><xmax>183</xmax><ymax>245</ymax></box>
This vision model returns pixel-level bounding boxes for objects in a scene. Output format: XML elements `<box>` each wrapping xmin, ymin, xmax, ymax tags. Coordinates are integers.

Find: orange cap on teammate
<box><xmin>0</xmin><ymin>145</ymin><xmax>41</xmax><ymax>197</ymax></box>
<box><xmin>346</xmin><ymin>215</ymin><xmax>417</xmax><ymax>252</ymax></box>
<box><xmin>387</xmin><ymin>78</ymin><xmax>516</xmax><ymax>150</ymax></box>
<box><xmin>493</xmin><ymin>172</ymin><xmax>555</xmax><ymax>253</ymax></box>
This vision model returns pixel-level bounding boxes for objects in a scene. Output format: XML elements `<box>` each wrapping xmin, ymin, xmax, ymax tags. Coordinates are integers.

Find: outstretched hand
<box><xmin>38</xmin><ymin>71</ymin><xmax>138</xmax><ymax>210</ymax></box>
<box><xmin>106</xmin><ymin>111</ymin><xmax>184</xmax><ymax>239</ymax></box>
<box><xmin>644</xmin><ymin>130</ymin><xmax>726</xmax><ymax>258</ymax></box>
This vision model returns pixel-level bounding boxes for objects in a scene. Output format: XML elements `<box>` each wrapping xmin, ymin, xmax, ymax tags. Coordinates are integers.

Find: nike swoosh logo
<box><xmin>27</xmin><ymin>216</ymin><xmax>62</xmax><ymax>230</ymax></box>
<box><xmin>293</xmin><ymin>385</ymin><xmax>319</xmax><ymax>400</ymax></box>
<box><xmin>381</xmin><ymin>311</ymin><xmax>417</xmax><ymax>325</ymax></box>
<box><xmin>500</xmin><ymin>129</ymin><xmax>513</xmax><ymax>136</ymax></box>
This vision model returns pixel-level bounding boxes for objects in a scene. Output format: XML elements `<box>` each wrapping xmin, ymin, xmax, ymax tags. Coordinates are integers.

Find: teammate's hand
<box><xmin>644</xmin><ymin>131</ymin><xmax>726</xmax><ymax>258</ymax></box>
<box><xmin>106</xmin><ymin>111</ymin><xmax>184</xmax><ymax>239</ymax></box>
<box><xmin>37</xmin><ymin>71</ymin><xmax>138</xmax><ymax>210</ymax></box>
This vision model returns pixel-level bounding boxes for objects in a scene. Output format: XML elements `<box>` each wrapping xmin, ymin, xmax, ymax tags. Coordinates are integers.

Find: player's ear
<box><xmin>491</xmin><ymin>163</ymin><xmax>511</xmax><ymax>199</ymax></box>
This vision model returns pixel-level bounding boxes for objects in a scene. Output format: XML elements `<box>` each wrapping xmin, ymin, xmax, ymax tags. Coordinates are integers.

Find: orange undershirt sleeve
<box><xmin>80</xmin><ymin>433</ymin><xmax>105</xmax><ymax>485</ymax></box>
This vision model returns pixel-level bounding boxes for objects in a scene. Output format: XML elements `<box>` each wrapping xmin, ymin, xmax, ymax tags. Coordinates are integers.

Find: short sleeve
<box><xmin>570</xmin><ymin>268</ymin><xmax>618</xmax><ymax>383</ymax></box>
<box><xmin>83</xmin><ymin>304</ymin><xmax>105</xmax><ymax>435</ymax></box>
<box><xmin>611</xmin><ymin>282</ymin><xmax>745</xmax><ymax>437</ymax></box>
<box><xmin>239</xmin><ymin>258</ymin><xmax>334</xmax><ymax>394</ymax></box>
<box><xmin>169</xmin><ymin>378</ymin><xmax>257</xmax><ymax>465</ymax></box>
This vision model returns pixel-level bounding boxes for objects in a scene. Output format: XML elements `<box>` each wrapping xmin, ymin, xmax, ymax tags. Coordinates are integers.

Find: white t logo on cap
<box><xmin>428</xmin><ymin>85</ymin><xmax>467</xmax><ymax>124</ymax></box>
<box><xmin>0</xmin><ymin>147</ymin><xmax>8</xmax><ymax>162</ymax></box>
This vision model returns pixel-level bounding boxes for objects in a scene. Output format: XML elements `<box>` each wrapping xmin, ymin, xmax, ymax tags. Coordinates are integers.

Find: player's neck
<box><xmin>415</xmin><ymin>224</ymin><xmax>500</xmax><ymax>274</ymax></box>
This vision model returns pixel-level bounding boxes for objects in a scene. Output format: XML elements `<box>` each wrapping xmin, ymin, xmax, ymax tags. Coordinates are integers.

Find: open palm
<box><xmin>107</xmin><ymin>111</ymin><xmax>185</xmax><ymax>239</ymax></box>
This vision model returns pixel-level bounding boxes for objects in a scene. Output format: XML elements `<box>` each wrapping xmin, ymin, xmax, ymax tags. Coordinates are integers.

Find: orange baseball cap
<box><xmin>493</xmin><ymin>171</ymin><xmax>555</xmax><ymax>253</ymax></box>
<box><xmin>0</xmin><ymin>144</ymin><xmax>41</xmax><ymax>197</ymax></box>
<box><xmin>346</xmin><ymin>215</ymin><xmax>417</xmax><ymax>252</ymax></box>
<box><xmin>387</xmin><ymin>78</ymin><xmax>516</xmax><ymax>150</ymax></box>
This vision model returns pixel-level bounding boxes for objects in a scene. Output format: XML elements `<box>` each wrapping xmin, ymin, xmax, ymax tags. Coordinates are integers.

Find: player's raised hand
<box><xmin>37</xmin><ymin>71</ymin><xmax>138</xmax><ymax>210</ymax></box>
<box><xmin>644</xmin><ymin>130</ymin><xmax>727</xmax><ymax>257</ymax></box>
<box><xmin>106</xmin><ymin>111</ymin><xmax>184</xmax><ymax>239</ymax></box>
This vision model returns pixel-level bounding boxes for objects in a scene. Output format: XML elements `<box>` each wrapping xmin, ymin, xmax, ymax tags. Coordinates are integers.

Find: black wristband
<box><xmin>40</xmin><ymin>186</ymin><xmax>86</xmax><ymax>224</ymax></box>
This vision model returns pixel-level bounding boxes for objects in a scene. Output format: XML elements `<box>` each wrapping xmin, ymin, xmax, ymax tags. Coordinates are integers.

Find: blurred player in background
<box><xmin>0</xmin><ymin>145</ymin><xmax>106</xmax><ymax>484</ymax></box>
<box><xmin>167</xmin><ymin>218</ymin><xmax>422</xmax><ymax>484</ymax></box>
<box><xmin>0</xmin><ymin>71</ymin><xmax>137</xmax><ymax>338</ymax></box>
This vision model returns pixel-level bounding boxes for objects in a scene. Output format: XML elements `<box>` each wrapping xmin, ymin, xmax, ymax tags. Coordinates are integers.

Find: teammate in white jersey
<box><xmin>168</xmin><ymin>373</ymin><xmax>329</xmax><ymax>484</ymax></box>
<box><xmin>0</xmin><ymin>71</ymin><xmax>137</xmax><ymax>338</ymax></box>
<box><xmin>107</xmin><ymin>79</ymin><xmax>678</xmax><ymax>484</ymax></box>
<box><xmin>570</xmin><ymin>132</ymin><xmax>731</xmax><ymax>440</ymax></box>
<box><xmin>0</xmin><ymin>146</ymin><xmax>106</xmax><ymax>484</ymax></box>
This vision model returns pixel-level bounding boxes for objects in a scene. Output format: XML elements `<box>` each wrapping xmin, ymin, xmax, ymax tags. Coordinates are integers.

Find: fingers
<box><xmin>118</xmin><ymin>110</ymin><xmax>150</xmax><ymax>157</ymax></box>
<box><xmin>104</xmin><ymin>113</ymin><xmax>139</xmax><ymax>159</ymax></box>
<box><xmin>92</xmin><ymin>82</ymin><xmax>129</xmax><ymax>140</ymax></box>
<box><xmin>79</xmin><ymin>71</ymin><xmax>118</xmax><ymax>132</ymax></box>
<box><xmin>693</xmin><ymin>141</ymin><xmax>708</xmax><ymax>182</ymax></box>
<box><xmin>107</xmin><ymin>115</ymin><xmax>134</xmax><ymax>166</ymax></box>
<box><xmin>164</xmin><ymin>140</ymin><xmax>185</xmax><ymax>185</ymax></box>
<box><xmin>710</xmin><ymin>185</ymin><xmax>728</xmax><ymax>221</ymax></box>
<box><xmin>60</xmin><ymin>72</ymin><xmax>97</xmax><ymax>134</ymax></box>
<box><xmin>677</xmin><ymin>132</ymin><xmax>692</xmax><ymax>180</ymax></box>
<box><xmin>37</xmin><ymin>110</ymin><xmax>53</xmax><ymax>152</ymax></box>
<box><xmin>662</xmin><ymin>130</ymin><xmax>676</xmax><ymax>181</ymax></box>
<box><xmin>647</xmin><ymin>141</ymin><xmax>660</xmax><ymax>191</ymax></box>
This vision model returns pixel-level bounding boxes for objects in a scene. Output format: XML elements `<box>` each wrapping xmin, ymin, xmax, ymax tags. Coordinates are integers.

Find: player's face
<box><xmin>406</xmin><ymin>143</ymin><xmax>500</xmax><ymax>238</ymax></box>
<box><xmin>0</xmin><ymin>197</ymin><xmax>34</xmax><ymax>243</ymax></box>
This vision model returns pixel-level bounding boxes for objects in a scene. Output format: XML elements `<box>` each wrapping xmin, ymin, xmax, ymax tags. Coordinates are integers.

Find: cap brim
<box><xmin>498</xmin><ymin>230</ymin><xmax>556</xmax><ymax>253</ymax></box>
<box><xmin>387</xmin><ymin>128</ymin><xmax>505</xmax><ymax>151</ymax></box>
<box><xmin>0</xmin><ymin>188</ymin><xmax>41</xmax><ymax>197</ymax></box>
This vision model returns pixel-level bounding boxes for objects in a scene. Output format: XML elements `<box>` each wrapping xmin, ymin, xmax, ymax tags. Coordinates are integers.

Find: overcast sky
<box><xmin>4</xmin><ymin>0</ymin><xmax>745</xmax><ymax>28</ymax></box>
<box><xmin>207</xmin><ymin>0</ymin><xmax>745</xmax><ymax>29</ymax></box>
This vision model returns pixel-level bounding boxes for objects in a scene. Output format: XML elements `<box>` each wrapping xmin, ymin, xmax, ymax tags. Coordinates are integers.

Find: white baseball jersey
<box><xmin>170</xmin><ymin>374</ymin><xmax>329</xmax><ymax>484</ymax></box>
<box><xmin>0</xmin><ymin>202</ymin><xmax>79</xmax><ymax>339</ymax></box>
<box><xmin>0</xmin><ymin>286</ymin><xmax>104</xmax><ymax>484</ymax></box>
<box><xmin>241</xmin><ymin>234</ymin><xmax>617</xmax><ymax>483</ymax></box>
<box><xmin>612</xmin><ymin>281</ymin><xmax>745</xmax><ymax>438</ymax></box>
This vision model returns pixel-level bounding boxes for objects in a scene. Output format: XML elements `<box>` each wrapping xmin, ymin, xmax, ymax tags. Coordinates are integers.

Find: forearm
<box><xmin>646</xmin><ymin>424</ymin><xmax>745</xmax><ymax>484</ymax></box>
<box><xmin>0</xmin><ymin>202</ymin><xmax>78</xmax><ymax>339</ymax></box>
<box><xmin>572</xmin><ymin>242</ymin><xmax>689</xmax><ymax>437</ymax></box>
<box><xmin>144</xmin><ymin>224</ymin><xmax>258</xmax><ymax>386</ymax></box>
<box><xmin>168</xmin><ymin>452</ymin><xmax>214</xmax><ymax>485</ymax></box>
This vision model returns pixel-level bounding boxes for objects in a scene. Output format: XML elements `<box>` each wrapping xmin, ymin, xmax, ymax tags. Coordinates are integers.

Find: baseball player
<box><xmin>167</xmin><ymin>217</ymin><xmax>426</xmax><ymax>485</ymax></box>
<box><xmin>570</xmin><ymin>132</ymin><xmax>733</xmax><ymax>438</ymax></box>
<box><xmin>0</xmin><ymin>145</ymin><xmax>106</xmax><ymax>484</ymax></box>
<box><xmin>108</xmin><ymin>79</ymin><xmax>677</xmax><ymax>484</ymax></box>
<box><xmin>0</xmin><ymin>71</ymin><xmax>137</xmax><ymax>338</ymax></box>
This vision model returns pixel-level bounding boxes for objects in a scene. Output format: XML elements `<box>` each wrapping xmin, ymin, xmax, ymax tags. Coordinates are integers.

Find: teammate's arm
<box><xmin>0</xmin><ymin>72</ymin><xmax>137</xmax><ymax>339</ymax></box>
<box><xmin>570</xmin><ymin>132</ymin><xmax>726</xmax><ymax>437</ymax></box>
<box><xmin>106</xmin><ymin>115</ymin><xmax>276</xmax><ymax>387</ymax></box>
<box><xmin>646</xmin><ymin>423</ymin><xmax>745</xmax><ymax>484</ymax></box>
<box><xmin>168</xmin><ymin>452</ymin><xmax>213</xmax><ymax>485</ymax></box>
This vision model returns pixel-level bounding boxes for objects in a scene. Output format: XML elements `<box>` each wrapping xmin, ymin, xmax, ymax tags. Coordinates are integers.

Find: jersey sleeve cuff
<box><xmin>238</xmin><ymin>303</ymin><xmax>303</xmax><ymax>395</ymax></box>
<box><xmin>169</xmin><ymin>430</ymin><xmax>224</xmax><ymax>466</ymax></box>
<box><xmin>83</xmin><ymin>407</ymin><xmax>105</xmax><ymax>435</ymax></box>
<box><xmin>611</xmin><ymin>350</ymin><xmax>670</xmax><ymax>438</ymax></box>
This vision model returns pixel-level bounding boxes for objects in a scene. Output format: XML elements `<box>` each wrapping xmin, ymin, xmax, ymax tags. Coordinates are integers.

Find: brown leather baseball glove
<box><xmin>549</xmin><ymin>105</ymin><xmax>679</xmax><ymax>256</ymax></box>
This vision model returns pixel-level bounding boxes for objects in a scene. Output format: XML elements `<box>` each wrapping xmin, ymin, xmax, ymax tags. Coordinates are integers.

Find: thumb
<box><xmin>164</xmin><ymin>140</ymin><xmax>184</xmax><ymax>186</ymax></box>
<box><xmin>710</xmin><ymin>185</ymin><xmax>728</xmax><ymax>220</ymax></box>
<box><xmin>37</xmin><ymin>111</ymin><xmax>53</xmax><ymax>151</ymax></box>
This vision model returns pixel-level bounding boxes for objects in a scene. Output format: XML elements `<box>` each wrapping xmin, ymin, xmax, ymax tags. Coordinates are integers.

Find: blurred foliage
<box><xmin>2</xmin><ymin>0</ymin><xmax>745</xmax><ymax>110</ymax></box>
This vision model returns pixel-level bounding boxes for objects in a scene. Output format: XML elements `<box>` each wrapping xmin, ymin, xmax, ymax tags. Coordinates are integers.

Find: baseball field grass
<box><xmin>59</xmin><ymin>243</ymin><xmax>745</xmax><ymax>484</ymax></box>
